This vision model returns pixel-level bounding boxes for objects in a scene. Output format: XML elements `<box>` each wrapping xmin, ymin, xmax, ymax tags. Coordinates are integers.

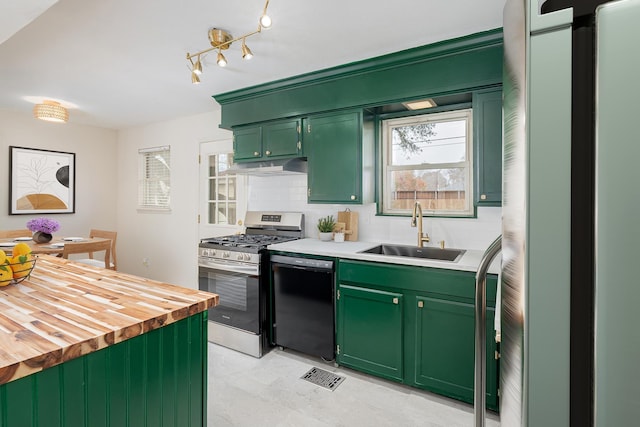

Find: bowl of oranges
<box><xmin>0</xmin><ymin>243</ymin><xmax>37</xmax><ymax>287</ymax></box>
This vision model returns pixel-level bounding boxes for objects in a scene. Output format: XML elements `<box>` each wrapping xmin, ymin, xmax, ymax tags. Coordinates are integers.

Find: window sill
<box><xmin>137</xmin><ymin>207</ymin><xmax>172</xmax><ymax>214</ymax></box>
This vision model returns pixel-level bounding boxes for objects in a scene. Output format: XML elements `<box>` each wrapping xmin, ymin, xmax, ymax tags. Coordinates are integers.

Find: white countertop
<box><xmin>267</xmin><ymin>238</ymin><xmax>500</xmax><ymax>275</ymax></box>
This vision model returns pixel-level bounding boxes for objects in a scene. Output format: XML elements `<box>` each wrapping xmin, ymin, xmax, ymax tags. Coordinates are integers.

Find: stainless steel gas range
<box><xmin>198</xmin><ymin>211</ymin><xmax>304</xmax><ymax>357</ymax></box>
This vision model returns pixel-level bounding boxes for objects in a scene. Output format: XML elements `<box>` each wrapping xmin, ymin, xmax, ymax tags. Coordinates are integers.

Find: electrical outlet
<box><xmin>142</xmin><ymin>257</ymin><xmax>150</xmax><ymax>267</ymax></box>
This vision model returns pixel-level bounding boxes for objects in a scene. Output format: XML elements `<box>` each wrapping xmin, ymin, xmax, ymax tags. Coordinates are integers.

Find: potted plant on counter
<box><xmin>317</xmin><ymin>215</ymin><xmax>336</xmax><ymax>241</ymax></box>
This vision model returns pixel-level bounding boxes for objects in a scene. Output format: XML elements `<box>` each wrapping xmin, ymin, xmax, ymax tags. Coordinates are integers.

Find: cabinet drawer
<box><xmin>338</xmin><ymin>260</ymin><xmax>497</xmax><ymax>304</ymax></box>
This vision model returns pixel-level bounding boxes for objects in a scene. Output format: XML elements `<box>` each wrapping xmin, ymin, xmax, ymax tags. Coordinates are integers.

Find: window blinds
<box><xmin>138</xmin><ymin>146</ymin><xmax>171</xmax><ymax>210</ymax></box>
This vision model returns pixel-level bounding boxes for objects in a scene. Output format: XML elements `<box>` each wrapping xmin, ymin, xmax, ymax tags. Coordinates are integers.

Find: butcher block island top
<box><xmin>0</xmin><ymin>254</ymin><xmax>218</xmax><ymax>385</ymax></box>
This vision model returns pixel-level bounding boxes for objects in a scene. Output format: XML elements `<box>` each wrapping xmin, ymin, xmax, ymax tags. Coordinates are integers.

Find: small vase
<box><xmin>318</xmin><ymin>232</ymin><xmax>333</xmax><ymax>241</ymax></box>
<box><xmin>33</xmin><ymin>231</ymin><xmax>53</xmax><ymax>243</ymax></box>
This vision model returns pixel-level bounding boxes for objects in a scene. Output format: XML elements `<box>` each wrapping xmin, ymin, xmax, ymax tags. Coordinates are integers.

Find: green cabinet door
<box><xmin>307</xmin><ymin>111</ymin><xmax>362</xmax><ymax>204</ymax></box>
<box><xmin>233</xmin><ymin>125</ymin><xmax>262</xmax><ymax>162</ymax></box>
<box><xmin>263</xmin><ymin>119</ymin><xmax>301</xmax><ymax>159</ymax></box>
<box><xmin>473</xmin><ymin>88</ymin><xmax>503</xmax><ymax>206</ymax></box>
<box><xmin>337</xmin><ymin>284</ymin><xmax>404</xmax><ymax>382</ymax></box>
<box><xmin>412</xmin><ymin>296</ymin><xmax>498</xmax><ymax>410</ymax></box>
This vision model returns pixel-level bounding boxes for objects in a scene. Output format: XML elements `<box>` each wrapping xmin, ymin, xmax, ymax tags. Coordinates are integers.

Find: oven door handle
<box><xmin>199</xmin><ymin>259</ymin><xmax>259</xmax><ymax>276</ymax></box>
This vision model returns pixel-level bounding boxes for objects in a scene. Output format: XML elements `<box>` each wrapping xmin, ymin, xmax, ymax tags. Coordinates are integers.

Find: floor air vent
<box><xmin>300</xmin><ymin>367</ymin><xmax>345</xmax><ymax>391</ymax></box>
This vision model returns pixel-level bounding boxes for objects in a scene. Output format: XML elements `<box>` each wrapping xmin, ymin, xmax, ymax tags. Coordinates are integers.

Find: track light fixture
<box><xmin>186</xmin><ymin>0</ymin><xmax>272</xmax><ymax>83</ymax></box>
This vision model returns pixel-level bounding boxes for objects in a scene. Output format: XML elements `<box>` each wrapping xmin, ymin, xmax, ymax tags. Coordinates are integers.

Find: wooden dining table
<box><xmin>0</xmin><ymin>237</ymin><xmax>111</xmax><ymax>256</ymax></box>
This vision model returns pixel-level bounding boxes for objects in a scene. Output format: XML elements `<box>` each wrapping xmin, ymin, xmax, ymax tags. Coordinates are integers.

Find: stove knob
<box><xmin>204</xmin><ymin>249</ymin><xmax>211</xmax><ymax>257</ymax></box>
<box><xmin>211</xmin><ymin>250</ymin><xmax>217</xmax><ymax>257</ymax></box>
<box><xmin>236</xmin><ymin>253</ymin><xmax>243</xmax><ymax>261</ymax></box>
<box><xmin>244</xmin><ymin>254</ymin><xmax>251</xmax><ymax>261</ymax></box>
<box><xmin>223</xmin><ymin>251</ymin><xmax>230</xmax><ymax>258</ymax></box>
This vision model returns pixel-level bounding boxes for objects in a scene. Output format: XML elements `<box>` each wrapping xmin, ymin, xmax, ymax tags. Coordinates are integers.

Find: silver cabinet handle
<box><xmin>350</xmin><ymin>195</ymin><xmax>357</xmax><ymax>200</ymax></box>
<box><xmin>265</xmin><ymin>150</ymin><xmax>271</xmax><ymax>156</ymax></box>
<box><xmin>253</xmin><ymin>151</ymin><xmax>260</xmax><ymax>156</ymax></box>
<box><xmin>392</xmin><ymin>297</ymin><xmax>399</xmax><ymax>305</ymax></box>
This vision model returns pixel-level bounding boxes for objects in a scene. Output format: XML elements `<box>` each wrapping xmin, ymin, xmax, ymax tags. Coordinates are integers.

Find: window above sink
<box><xmin>381</xmin><ymin>109</ymin><xmax>474</xmax><ymax>217</ymax></box>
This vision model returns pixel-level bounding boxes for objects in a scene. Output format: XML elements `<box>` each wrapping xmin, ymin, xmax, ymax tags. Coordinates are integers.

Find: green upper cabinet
<box><xmin>262</xmin><ymin>119</ymin><xmax>302</xmax><ymax>159</ymax></box>
<box><xmin>307</xmin><ymin>110</ymin><xmax>373</xmax><ymax>204</ymax></box>
<box><xmin>336</xmin><ymin>284</ymin><xmax>404</xmax><ymax>382</ymax></box>
<box><xmin>473</xmin><ymin>88</ymin><xmax>503</xmax><ymax>206</ymax></box>
<box><xmin>233</xmin><ymin>126</ymin><xmax>262</xmax><ymax>161</ymax></box>
<box><xmin>233</xmin><ymin>118</ymin><xmax>301</xmax><ymax>163</ymax></box>
<box><xmin>214</xmin><ymin>30</ymin><xmax>503</xmax><ymax>129</ymax></box>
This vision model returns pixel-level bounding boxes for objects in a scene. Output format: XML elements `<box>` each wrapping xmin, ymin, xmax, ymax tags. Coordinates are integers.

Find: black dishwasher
<box><xmin>270</xmin><ymin>254</ymin><xmax>335</xmax><ymax>360</ymax></box>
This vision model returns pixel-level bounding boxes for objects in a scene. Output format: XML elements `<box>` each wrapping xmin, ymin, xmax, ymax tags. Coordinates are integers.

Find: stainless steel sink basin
<box><xmin>359</xmin><ymin>244</ymin><xmax>466</xmax><ymax>262</ymax></box>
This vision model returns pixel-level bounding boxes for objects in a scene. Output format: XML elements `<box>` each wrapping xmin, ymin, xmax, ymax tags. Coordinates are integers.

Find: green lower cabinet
<box><xmin>336</xmin><ymin>284</ymin><xmax>404</xmax><ymax>382</ymax></box>
<box><xmin>0</xmin><ymin>312</ymin><xmax>208</xmax><ymax>427</ymax></box>
<box><xmin>336</xmin><ymin>260</ymin><xmax>499</xmax><ymax>411</ymax></box>
<box><xmin>410</xmin><ymin>296</ymin><xmax>498</xmax><ymax>410</ymax></box>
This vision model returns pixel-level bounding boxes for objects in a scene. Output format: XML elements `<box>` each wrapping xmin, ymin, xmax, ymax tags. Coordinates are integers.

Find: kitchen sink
<box><xmin>359</xmin><ymin>244</ymin><xmax>466</xmax><ymax>262</ymax></box>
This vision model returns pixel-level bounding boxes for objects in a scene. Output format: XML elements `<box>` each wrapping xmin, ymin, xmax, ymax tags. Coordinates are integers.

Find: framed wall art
<box><xmin>9</xmin><ymin>146</ymin><xmax>76</xmax><ymax>215</ymax></box>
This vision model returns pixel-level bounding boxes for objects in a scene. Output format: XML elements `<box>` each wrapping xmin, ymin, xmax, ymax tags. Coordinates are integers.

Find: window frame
<box><xmin>381</xmin><ymin>109</ymin><xmax>474</xmax><ymax>217</ymax></box>
<box><xmin>206</xmin><ymin>152</ymin><xmax>238</xmax><ymax>226</ymax></box>
<box><xmin>137</xmin><ymin>145</ymin><xmax>171</xmax><ymax>212</ymax></box>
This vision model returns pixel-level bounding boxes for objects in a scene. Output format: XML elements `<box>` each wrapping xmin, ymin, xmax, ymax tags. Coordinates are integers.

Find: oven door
<box><xmin>198</xmin><ymin>257</ymin><xmax>260</xmax><ymax>334</ymax></box>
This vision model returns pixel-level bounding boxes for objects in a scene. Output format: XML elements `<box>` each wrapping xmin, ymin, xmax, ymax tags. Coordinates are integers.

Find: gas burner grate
<box><xmin>300</xmin><ymin>367</ymin><xmax>345</xmax><ymax>391</ymax></box>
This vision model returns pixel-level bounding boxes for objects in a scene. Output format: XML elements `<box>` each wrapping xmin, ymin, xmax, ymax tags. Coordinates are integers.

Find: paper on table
<box><xmin>13</xmin><ymin>237</ymin><xmax>32</xmax><ymax>241</ymax></box>
<box><xmin>50</xmin><ymin>243</ymin><xmax>65</xmax><ymax>248</ymax></box>
<box><xmin>0</xmin><ymin>242</ymin><xmax>17</xmax><ymax>247</ymax></box>
<box><xmin>63</xmin><ymin>237</ymin><xmax>84</xmax><ymax>241</ymax></box>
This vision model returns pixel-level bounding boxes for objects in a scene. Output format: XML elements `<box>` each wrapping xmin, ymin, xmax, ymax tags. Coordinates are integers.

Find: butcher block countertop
<box><xmin>0</xmin><ymin>255</ymin><xmax>218</xmax><ymax>385</ymax></box>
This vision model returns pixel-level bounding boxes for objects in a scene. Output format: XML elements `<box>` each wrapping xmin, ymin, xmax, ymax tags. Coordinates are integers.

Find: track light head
<box><xmin>260</xmin><ymin>14</ymin><xmax>272</xmax><ymax>29</ymax></box>
<box><xmin>241</xmin><ymin>39</ymin><xmax>253</xmax><ymax>60</ymax></box>
<box><xmin>191</xmin><ymin>72</ymin><xmax>200</xmax><ymax>84</ymax></box>
<box><xmin>217</xmin><ymin>51</ymin><xmax>227</xmax><ymax>67</ymax></box>
<box><xmin>193</xmin><ymin>57</ymin><xmax>203</xmax><ymax>75</ymax></box>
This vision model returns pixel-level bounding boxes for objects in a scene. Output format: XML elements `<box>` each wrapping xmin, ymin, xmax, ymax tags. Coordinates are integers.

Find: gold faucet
<box><xmin>411</xmin><ymin>201</ymin><xmax>430</xmax><ymax>247</ymax></box>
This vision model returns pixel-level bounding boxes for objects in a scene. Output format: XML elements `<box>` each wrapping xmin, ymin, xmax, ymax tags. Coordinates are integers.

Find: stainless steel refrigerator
<box><xmin>498</xmin><ymin>0</ymin><xmax>640</xmax><ymax>426</ymax></box>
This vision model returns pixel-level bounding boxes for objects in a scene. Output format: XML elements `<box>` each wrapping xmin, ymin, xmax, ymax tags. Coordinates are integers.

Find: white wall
<box><xmin>0</xmin><ymin>110</ymin><xmax>117</xmax><ymax>236</ymax></box>
<box><xmin>116</xmin><ymin>110</ymin><xmax>231</xmax><ymax>287</ymax></box>
<box><xmin>0</xmin><ymin>108</ymin><xmax>500</xmax><ymax>290</ymax></box>
<box><xmin>248</xmin><ymin>174</ymin><xmax>501</xmax><ymax>250</ymax></box>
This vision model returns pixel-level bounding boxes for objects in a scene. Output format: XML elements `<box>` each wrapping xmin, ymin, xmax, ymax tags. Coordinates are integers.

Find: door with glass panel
<box><xmin>198</xmin><ymin>140</ymin><xmax>247</xmax><ymax>239</ymax></box>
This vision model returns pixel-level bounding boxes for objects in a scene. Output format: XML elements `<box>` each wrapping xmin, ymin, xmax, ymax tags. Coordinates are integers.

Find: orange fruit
<box><xmin>0</xmin><ymin>265</ymin><xmax>12</xmax><ymax>286</ymax></box>
<box><xmin>12</xmin><ymin>243</ymin><xmax>31</xmax><ymax>257</ymax></box>
<box><xmin>10</xmin><ymin>254</ymin><xmax>33</xmax><ymax>279</ymax></box>
<box><xmin>0</xmin><ymin>249</ymin><xmax>6</xmax><ymax>265</ymax></box>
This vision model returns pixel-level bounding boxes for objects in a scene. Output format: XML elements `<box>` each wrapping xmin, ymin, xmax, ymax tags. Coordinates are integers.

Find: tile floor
<box><xmin>208</xmin><ymin>343</ymin><xmax>501</xmax><ymax>427</ymax></box>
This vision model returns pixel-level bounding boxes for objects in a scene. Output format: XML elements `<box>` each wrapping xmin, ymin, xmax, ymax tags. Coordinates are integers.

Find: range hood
<box><xmin>227</xmin><ymin>157</ymin><xmax>307</xmax><ymax>175</ymax></box>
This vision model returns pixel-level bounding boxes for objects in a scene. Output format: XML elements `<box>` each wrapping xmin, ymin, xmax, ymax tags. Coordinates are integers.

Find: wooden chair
<box><xmin>0</xmin><ymin>229</ymin><xmax>31</xmax><ymax>238</ymax></box>
<box><xmin>62</xmin><ymin>240</ymin><xmax>112</xmax><ymax>269</ymax></box>
<box><xmin>77</xmin><ymin>229</ymin><xmax>118</xmax><ymax>270</ymax></box>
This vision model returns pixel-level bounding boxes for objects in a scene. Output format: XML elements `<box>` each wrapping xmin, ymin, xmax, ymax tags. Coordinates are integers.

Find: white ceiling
<box><xmin>0</xmin><ymin>0</ymin><xmax>505</xmax><ymax>130</ymax></box>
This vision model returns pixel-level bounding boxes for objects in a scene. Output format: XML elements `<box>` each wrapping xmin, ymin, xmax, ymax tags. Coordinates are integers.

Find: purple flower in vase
<box><xmin>26</xmin><ymin>217</ymin><xmax>60</xmax><ymax>234</ymax></box>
